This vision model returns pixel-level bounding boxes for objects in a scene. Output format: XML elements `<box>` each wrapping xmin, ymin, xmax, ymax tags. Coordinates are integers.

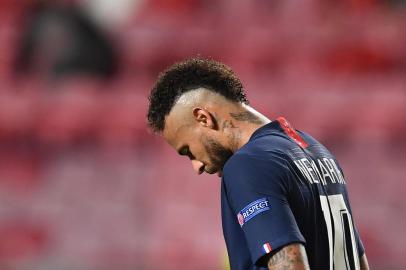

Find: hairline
<box><xmin>147</xmin><ymin>57</ymin><xmax>249</xmax><ymax>133</ymax></box>
<box><xmin>162</xmin><ymin>87</ymin><xmax>241</xmax><ymax>133</ymax></box>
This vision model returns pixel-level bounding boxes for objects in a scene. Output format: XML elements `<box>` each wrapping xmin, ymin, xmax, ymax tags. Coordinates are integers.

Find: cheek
<box><xmin>191</xmin><ymin>136</ymin><xmax>211</xmax><ymax>161</ymax></box>
<box><xmin>191</xmin><ymin>131</ymin><xmax>205</xmax><ymax>151</ymax></box>
<box><xmin>196</xmin><ymin>131</ymin><xmax>225</xmax><ymax>162</ymax></box>
<box><xmin>191</xmin><ymin>144</ymin><xmax>207</xmax><ymax>161</ymax></box>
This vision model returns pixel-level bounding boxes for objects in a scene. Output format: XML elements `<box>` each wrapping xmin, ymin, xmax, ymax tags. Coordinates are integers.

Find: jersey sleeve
<box><xmin>222</xmin><ymin>150</ymin><xmax>306</xmax><ymax>266</ymax></box>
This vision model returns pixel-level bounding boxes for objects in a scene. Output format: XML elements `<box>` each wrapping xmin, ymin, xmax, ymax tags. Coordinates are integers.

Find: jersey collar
<box><xmin>249</xmin><ymin>119</ymin><xmax>281</xmax><ymax>142</ymax></box>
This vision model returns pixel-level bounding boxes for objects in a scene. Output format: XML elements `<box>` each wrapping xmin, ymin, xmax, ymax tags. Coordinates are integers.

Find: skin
<box><xmin>163</xmin><ymin>88</ymin><xmax>270</xmax><ymax>176</ymax></box>
<box><xmin>162</xmin><ymin>88</ymin><xmax>370</xmax><ymax>269</ymax></box>
<box><xmin>267</xmin><ymin>244</ymin><xmax>310</xmax><ymax>270</ymax></box>
<box><xmin>266</xmin><ymin>244</ymin><xmax>369</xmax><ymax>270</ymax></box>
<box><xmin>360</xmin><ymin>254</ymin><xmax>370</xmax><ymax>270</ymax></box>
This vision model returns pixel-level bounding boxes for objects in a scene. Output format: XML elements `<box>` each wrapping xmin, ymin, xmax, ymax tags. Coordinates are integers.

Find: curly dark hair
<box><xmin>147</xmin><ymin>57</ymin><xmax>249</xmax><ymax>132</ymax></box>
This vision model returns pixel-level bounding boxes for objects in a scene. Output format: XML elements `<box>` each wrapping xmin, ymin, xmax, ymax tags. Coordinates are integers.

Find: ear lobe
<box><xmin>193</xmin><ymin>108</ymin><xmax>215</xmax><ymax>128</ymax></box>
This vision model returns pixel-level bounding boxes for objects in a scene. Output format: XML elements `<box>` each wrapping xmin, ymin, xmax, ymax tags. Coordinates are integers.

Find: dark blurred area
<box><xmin>0</xmin><ymin>0</ymin><xmax>405</xmax><ymax>269</ymax></box>
<box><xmin>14</xmin><ymin>1</ymin><xmax>117</xmax><ymax>81</ymax></box>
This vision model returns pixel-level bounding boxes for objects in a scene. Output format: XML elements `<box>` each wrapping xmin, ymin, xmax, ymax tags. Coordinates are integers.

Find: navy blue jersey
<box><xmin>221</xmin><ymin>117</ymin><xmax>365</xmax><ymax>270</ymax></box>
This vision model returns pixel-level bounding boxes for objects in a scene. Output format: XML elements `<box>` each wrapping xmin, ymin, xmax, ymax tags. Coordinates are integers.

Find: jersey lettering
<box><xmin>293</xmin><ymin>157</ymin><xmax>346</xmax><ymax>185</ymax></box>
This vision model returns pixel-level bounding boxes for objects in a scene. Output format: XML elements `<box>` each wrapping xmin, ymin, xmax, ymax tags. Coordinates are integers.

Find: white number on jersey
<box><xmin>320</xmin><ymin>194</ymin><xmax>360</xmax><ymax>270</ymax></box>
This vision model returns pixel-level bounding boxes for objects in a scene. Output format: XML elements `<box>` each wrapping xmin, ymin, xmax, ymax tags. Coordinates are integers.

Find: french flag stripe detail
<box><xmin>263</xmin><ymin>243</ymin><xmax>272</xmax><ymax>253</ymax></box>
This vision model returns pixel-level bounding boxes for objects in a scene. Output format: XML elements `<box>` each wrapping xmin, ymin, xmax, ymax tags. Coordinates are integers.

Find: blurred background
<box><xmin>0</xmin><ymin>0</ymin><xmax>405</xmax><ymax>269</ymax></box>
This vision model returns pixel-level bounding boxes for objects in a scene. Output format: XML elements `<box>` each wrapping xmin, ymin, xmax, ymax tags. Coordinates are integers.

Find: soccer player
<box><xmin>147</xmin><ymin>58</ymin><xmax>369</xmax><ymax>270</ymax></box>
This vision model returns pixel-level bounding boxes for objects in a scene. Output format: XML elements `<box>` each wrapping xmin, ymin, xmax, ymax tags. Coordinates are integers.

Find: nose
<box><xmin>191</xmin><ymin>160</ymin><xmax>205</xmax><ymax>175</ymax></box>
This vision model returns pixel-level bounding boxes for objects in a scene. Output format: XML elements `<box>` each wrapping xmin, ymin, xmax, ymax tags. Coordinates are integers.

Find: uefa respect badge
<box><xmin>237</xmin><ymin>198</ymin><xmax>270</xmax><ymax>227</ymax></box>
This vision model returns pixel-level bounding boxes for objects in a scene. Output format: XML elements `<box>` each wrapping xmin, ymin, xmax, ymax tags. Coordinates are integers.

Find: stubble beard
<box><xmin>203</xmin><ymin>138</ymin><xmax>233</xmax><ymax>174</ymax></box>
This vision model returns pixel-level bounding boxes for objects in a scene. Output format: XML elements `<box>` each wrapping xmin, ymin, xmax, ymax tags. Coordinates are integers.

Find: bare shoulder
<box><xmin>267</xmin><ymin>243</ymin><xmax>310</xmax><ymax>270</ymax></box>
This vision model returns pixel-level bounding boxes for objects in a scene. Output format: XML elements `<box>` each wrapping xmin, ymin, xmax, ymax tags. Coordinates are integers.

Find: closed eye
<box><xmin>178</xmin><ymin>146</ymin><xmax>195</xmax><ymax>160</ymax></box>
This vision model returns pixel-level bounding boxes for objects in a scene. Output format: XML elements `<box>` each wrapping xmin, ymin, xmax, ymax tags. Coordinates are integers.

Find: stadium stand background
<box><xmin>0</xmin><ymin>0</ymin><xmax>405</xmax><ymax>269</ymax></box>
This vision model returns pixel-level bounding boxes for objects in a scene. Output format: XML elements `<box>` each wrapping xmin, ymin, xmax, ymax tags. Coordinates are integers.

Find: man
<box><xmin>147</xmin><ymin>58</ymin><xmax>369</xmax><ymax>270</ymax></box>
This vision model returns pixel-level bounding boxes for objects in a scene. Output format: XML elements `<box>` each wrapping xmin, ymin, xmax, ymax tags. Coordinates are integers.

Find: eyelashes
<box><xmin>179</xmin><ymin>146</ymin><xmax>195</xmax><ymax>160</ymax></box>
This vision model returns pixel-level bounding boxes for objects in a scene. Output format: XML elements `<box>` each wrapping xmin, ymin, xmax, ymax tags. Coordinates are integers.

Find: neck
<box><xmin>223</xmin><ymin>104</ymin><xmax>271</xmax><ymax>152</ymax></box>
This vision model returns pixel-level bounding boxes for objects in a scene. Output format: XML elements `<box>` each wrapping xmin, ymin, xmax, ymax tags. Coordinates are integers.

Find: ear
<box><xmin>192</xmin><ymin>108</ymin><xmax>217</xmax><ymax>129</ymax></box>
